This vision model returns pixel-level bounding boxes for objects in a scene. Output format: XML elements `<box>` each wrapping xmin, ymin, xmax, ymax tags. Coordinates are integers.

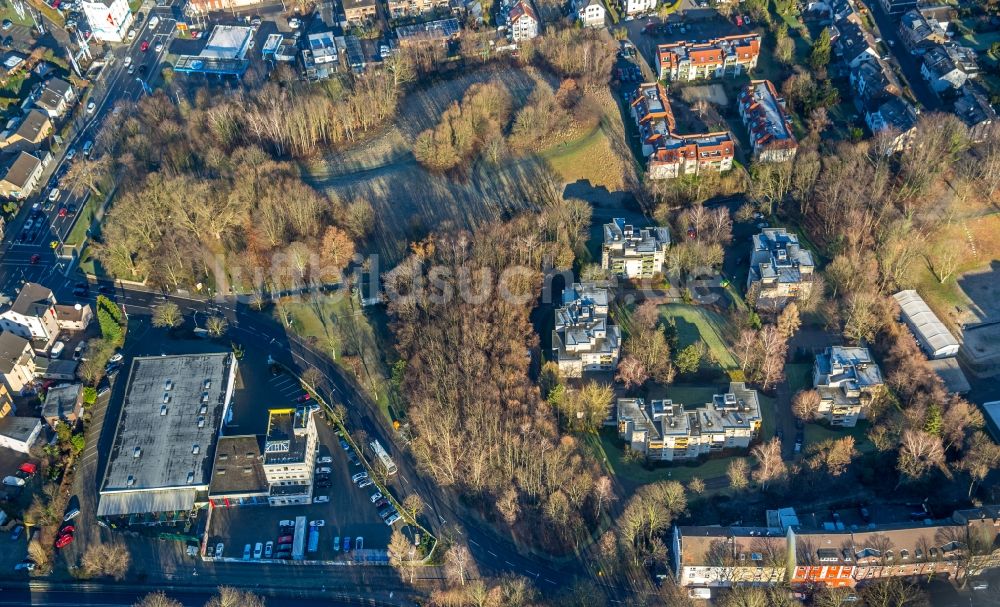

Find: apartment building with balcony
<box><xmin>601</xmin><ymin>217</ymin><xmax>671</xmax><ymax>279</ymax></box>
<box><xmin>671</xmin><ymin>526</ymin><xmax>788</xmax><ymax>587</ymax></box>
<box><xmin>813</xmin><ymin>346</ymin><xmax>884</xmax><ymax>427</ymax></box>
<box><xmin>737</xmin><ymin>80</ymin><xmax>798</xmax><ymax>163</ymax></box>
<box><xmin>617</xmin><ymin>383</ymin><xmax>761</xmax><ymax>461</ymax></box>
<box><xmin>551</xmin><ymin>282</ymin><xmax>620</xmax><ymax>378</ymax></box>
<box><xmin>630</xmin><ymin>82</ymin><xmax>734</xmax><ymax>180</ymax></box>
<box><xmin>746</xmin><ymin>228</ymin><xmax>815</xmax><ymax>312</ymax></box>
<box><xmin>387</xmin><ymin>0</ymin><xmax>450</xmax><ymax>19</ymax></box>
<box><xmin>656</xmin><ymin>34</ymin><xmax>761</xmax><ymax>81</ymax></box>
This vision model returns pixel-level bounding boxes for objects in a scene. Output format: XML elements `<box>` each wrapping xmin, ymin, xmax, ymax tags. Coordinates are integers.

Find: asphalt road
<box><xmin>858</xmin><ymin>0</ymin><xmax>941</xmax><ymax>111</ymax></box>
<box><xmin>0</xmin><ymin>584</ymin><xmax>411</xmax><ymax>606</ymax></box>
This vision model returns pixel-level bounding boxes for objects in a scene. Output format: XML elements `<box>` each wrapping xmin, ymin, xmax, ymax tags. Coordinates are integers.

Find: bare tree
<box><xmin>632</xmin><ymin>300</ymin><xmax>661</xmax><ymax>331</ymax></box>
<box><xmin>592</xmin><ymin>475</ymin><xmax>616</xmax><ymax>519</ymax></box>
<box><xmin>793</xmin><ymin>389</ymin><xmax>822</xmax><ymax>422</ymax></box>
<box><xmin>82</xmin><ymin>541</ymin><xmax>131</xmax><ymax>581</ymax></box>
<box><xmin>751</xmin><ymin>438</ymin><xmax>787</xmax><ymax>489</ymax></box>
<box><xmin>860</xmin><ymin>577</ymin><xmax>929</xmax><ymax>607</ymax></box>
<box><xmin>961</xmin><ymin>431</ymin><xmax>1000</xmax><ymax>498</ymax></box>
<box><xmin>134</xmin><ymin>593</ymin><xmax>183</xmax><ymax>607</ymax></box>
<box><xmin>204</xmin><ymin>587</ymin><xmax>266</xmax><ymax>607</ymax></box>
<box><xmin>444</xmin><ymin>543</ymin><xmax>474</xmax><ymax>587</ymax></box>
<box><xmin>388</xmin><ymin>530</ymin><xmax>417</xmax><ymax>582</ymax></box>
<box><xmin>687</xmin><ymin>477</ymin><xmax>705</xmax><ymax>495</ymax></box>
<box><xmin>727</xmin><ymin>458</ymin><xmax>750</xmax><ymax>490</ymax></box>
<box><xmin>301</xmin><ymin>367</ymin><xmax>324</xmax><ymax>392</ymax></box>
<box><xmin>401</xmin><ymin>494</ymin><xmax>424</xmax><ymax>522</ymax></box>
<box><xmin>205</xmin><ymin>315</ymin><xmax>228</xmax><ymax>337</ymax></box>
<box><xmin>615</xmin><ymin>356</ymin><xmax>648</xmax><ymax>391</ymax></box>
<box><xmin>152</xmin><ymin>302</ymin><xmax>183</xmax><ymax>329</ymax></box>
<box><xmin>897</xmin><ymin>429</ymin><xmax>949</xmax><ymax>485</ymax></box>
<box><xmin>776</xmin><ymin>302</ymin><xmax>801</xmax><ymax>340</ymax></box>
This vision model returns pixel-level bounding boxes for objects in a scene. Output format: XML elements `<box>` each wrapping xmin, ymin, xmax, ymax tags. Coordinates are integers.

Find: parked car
<box><xmin>316</xmin><ymin>466</ymin><xmax>331</xmax><ymax>474</ymax></box>
<box><xmin>310</xmin><ymin>519</ymin><xmax>325</xmax><ymax>527</ymax></box>
<box><xmin>339</xmin><ymin>438</ymin><xmax>350</xmax><ymax>450</ymax></box>
<box><xmin>369</xmin><ymin>492</ymin><xmax>383</xmax><ymax>504</ymax></box>
<box><xmin>63</xmin><ymin>495</ymin><xmax>80</xmax><ymax>521</ymax></box>
<box><xmin>374</xmin><ymin>498</ymin><xmax>389</xmax><ymax>509</ymax></box>
<box><xmin>264</xmin><ymin>541</ymin><xmax>273</xmax><ymax>558</ymax></box>
<box><xmin>54</xmin><ymin>532</ymin><xmax>73</xmax><ymax>548</ymax></box>
<box><xmin>355</xmin><ymin>537</ymin><xmax>363</xmax><ymax>551</ymax></box>
<box><xmin>277</xmin><ymin>535</ymin><xmax>293</xmax><ymax>544</ymax></box>
<box><xmin>86</xmin><ymin>100</ymin><xmax>96</xmax><ymax>114</ymax></box>
<box><xmin>317</xmin><ymin>456</ymin><xmax>332</xmax><ymax>464</ymax></box>
<box><xmin>351</xmin><ymin>472</ymin><xmax>368</xmax><ymax>483</ymax></box>
<box><xmin>315</xmin><ymin>495</ymin><xmax>329</xmax><ymax>503</ymax></box>
<box><xmin>358</xmin><ymin>479</ymin><xmax>373</xmax><ymax>489</ymax></box>
<box><xmin>253</xmin><ymin>542</ymin><xmax>263</xmax><ymax>559</ymax></box>
<box><xmin>3</xmin><ymin>476</ymin><xmax>25</xmax><ymax>487</ymax></box>
<box><xmin>13</xmin><ymin>559</ymin><xmax>35</xmax><ymax>571</ymax></box>
<box><xmin>243</xmin><ymin>544</ymin><xmax>251</xmax><ymax>560</ymax></box>
<box><xmin>10</xmin><ymin>525</ymin><xmax>23</xmax><ymax>540</ymax></box>
<box><xmin>385</xmin><ymin>514</ymin><xmax>401</xmax><ymax>526</ymax></box>
<box><xmin>216</xmin><ymin>542</ymin><xmax>224</xmax><ymax>557</ymax></box>
<box><xmin>333</xmin><ymin>536</ymin><xmax>340</xmax><ymax>551</ymax></box>
<box><xmin>279</xmin><ymin>519</ymin><xmax>294</xmax><ymax>527</ymax></box>
<box><xmin>109</xmin><ymin>353</ymin><xmax>123</xmax><ymax>363</ymax></box>
<box><xmin>343</xmin><ymin>536</ymin><xmax>351</xmax><ymax>551</ymax></box>
<box><xmin>18</xmin><ymin>462</ymin><xmax>37</xmax><ymax>477</ymax></box>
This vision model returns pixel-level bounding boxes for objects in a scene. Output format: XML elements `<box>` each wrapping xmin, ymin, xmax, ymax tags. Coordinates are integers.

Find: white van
<box><xmin>50</xmin><ymin>341</ymin><xmax>65</xmax><ymax>358</ymax></box>
<box><xmin>149</xmin><ymin>16</ymin><xmax>160</xmax><ymax>30</ymax></box>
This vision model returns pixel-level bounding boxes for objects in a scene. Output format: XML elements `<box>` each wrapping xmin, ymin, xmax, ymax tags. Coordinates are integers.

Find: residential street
<box><xmin>859</xmin><ymin>0</ymin><xmax>941</xmax><ymax>111</ymax></box>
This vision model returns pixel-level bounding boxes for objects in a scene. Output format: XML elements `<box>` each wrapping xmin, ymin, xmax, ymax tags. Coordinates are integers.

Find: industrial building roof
<box><xmin>893</xmin><ymin>290</ymin><xmax>959</xmax><ymax>356</ymax></box>
<box><xmin>208</xmin><ymin>435</ymin><xmax>268</xmax><ymax>498</ymax></box>
<box><xmin>100</xmin><ymin>353</ymin><xmax>235</xmax><ymax>504</ymax></box>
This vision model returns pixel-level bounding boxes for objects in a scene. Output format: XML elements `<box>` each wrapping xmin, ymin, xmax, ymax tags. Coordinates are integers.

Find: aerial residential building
<box><xmin>865</xmin><ymin>96</ymin><xmax>918</xmax><ymax>151</ymax></box>
<box><xmin>656</xmin><ymin>35</ymin><xmax>761</xmax><ymax>81</ymax></box>
<box><xmin>395</xmin><ymin>18</ymin><xmax>461</xmax><ymax>47</ymax></box>
<box><xmin>262</xmin><ymin>407</ymin><xmax>318</xmax><ymax>506</ymax></box>
<box><xmin>836</xmin><ymin>21</ymin><xmax>879</xmax><ymax>69</ymax></box>
<box><xmin>953</xmin><ymin>84</ymin><xmax>997</xmax><ymax>143</ymax></box>
<box><xmin>737</xmin><ymin>80</ymin><xmax>798</xmax><ymax>163</ymax></box>
<box><xmin>0</xmin><ymin>282</ymin><xmax>60</xmax><ymax>347</ymax></box>
<box><xmin>0</xmin><ymin>415</ymin><xmax>41</xmax><ymax>453</ymax></box>
<box><xmin>576</xmin><ymin>0</ymin><xmax>606</xmax><ymax>27</ymax></box>
<box><xmin>879</xmin><ymin>0</ymin><xmax>917</xmax><ymax>16</ymax></box>
<box><xmin>746</xmin><ymin>228</ymin><xmax>815</xmax><ymax>312</ymax></box>
<box><xmin>0</xmin><ymin>110</ymin><xmax>52</xmax><ymax>154</ymax></box>
<box><xmin>508</xmin><ymin>0</ymin><xmax>539</xmax><ymax>42</ymax></box>
<box><xmin>630</xmin><ymin>82</ymin><xmax>734</xmax><ymax>180</ymax></box>
<box><xmin>898</xmin><ymin>9</ymin><xmax>948</xmax><ymax>53</ymax></box>
<box><xmin>97</xmin><ymin>353</ymin><xmax>238</xmax><ymax>526</ymax></box>
<box><xmin>343</xmin><ymin>0</ymin><xmax>378</xmax><ymax>23</ymax></box>
<box><xmin>601</xmin><ymin>218</ymin><xmax>670</xmax><ymax>279</ymax></box>
<box><xmin>671</xmin><ymin>525</ymin><xmax>788</xmax><ymax>588</ymax></box>
<box><xmin>0</xmin><ymin>382</ymin><xmax>11</xmax><ymax>418</ymax></box>
<box><xmin>0</xmin><ymin>151</ymin><xmax>45</xmax><ymax>200</ymax></box>
<box><xmin>81</xmin><ymin>0</ymin><xmax>133</xmax><ymax>42</ymax></box>
<box><xmin>617</xmin><ymin>383</ymin><xmax>761</xmax><ymax>461</ymax></box>
<box><xmin>623</xmin><ymin>0</ymin><xmax>656</xmax><ymax>15</ymax></box>
<box><xmin>813</xmin><ymin>346</ymin><xmax>884</xmax><ymax>427</ymax></box>
<box><xmin>921</xmin><ymin>45</ymin><xmax>979</xmax><ymax>93</ymax></box>
<box><xmin>33</xmin><ymin>78</ymin><xmax>76</xmax><ymax>119</ymax></box>
<box><xmin>952</xmin><ymin>506</ymin><xmax>1000</xmax><ymax>576</ymax></box>
<box><xmin>41</xmin><ymin>383</ymin><xmax>84</xmax><ymax>430</ymax></box>
<box><xmin>551</xmin><ymin>283</ymin><xmax>620</xmax><ymax>378</ymax></box>
<box><xmin>850</xmin><ymin>58</ymin><xmax>897</xmax><ymax>114</ymax></box>
<box><xmin>207</xmin><ymin>435</ymin><xmax>269</xmax><ymax>508</ymax></box>
<box><xmin>387</xmin><ymin>0</ymin><xmax>450</xmax><ymax>18</ymax></box>
<box><xmin>0</xmin><ymin>331</ymin><xmax>35</xmax><ymax>395</ymax></box>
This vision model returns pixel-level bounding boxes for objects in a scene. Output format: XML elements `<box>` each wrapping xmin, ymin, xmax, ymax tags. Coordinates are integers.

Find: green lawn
<box><xmin>786</xmin><ymin>362</ymin><xmax>812</xmax><ymax>395</ymax></box>
<box><xmin>0</xmin><ymin>3</ymin><xmax>34</xmax><ymax>26</ymax></box>
<box><xmin>804</xmin><ymin>420</ymin><xmax>874</xmax><ymax>453</ymax></box>
<box><xmin>64</xmin><ymin>191</ymin><xmax>100</xmax><ymax>247</ymax></box>
<box><xmin>658</xmin><ymin>304</ymin><xmax>738</xmax><ymax>371</ymax></box>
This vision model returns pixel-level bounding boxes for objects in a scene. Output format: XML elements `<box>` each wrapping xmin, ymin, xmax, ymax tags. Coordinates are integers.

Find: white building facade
<box><xmin>82</xmin><ymin>0</ymin><xmax>134</xmax><ymax>43</ymax></box>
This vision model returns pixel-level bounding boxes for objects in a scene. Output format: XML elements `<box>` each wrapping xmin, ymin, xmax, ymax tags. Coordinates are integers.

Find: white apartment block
<box><xmin>81</xmin><ymin>0</ymin><xmax>134</xmax><ymax>43</ymax></box>
<box><xmin>509</xmin><ymin>0</ymin><xmax>540</xmax><ymax>42</ymax></box>
<box><xmin>746</xmin><ymin>228</ymin><xmax>815</xmax><ymax>312</ymax></box>
<box><xmin>813</xmin><ymin>347</ymin><xmax>884</xmax><ymax>427</ymax></box>
<box><xmin>602</xmin><ymin>218</ymin><xmax>671</xmax><ymax>279</ymax></box>
<box><xmin>618</xmin><ymin>383</ymin><xmax>761</xmax><ymax>461</ymax></box>
<box><xmin>552</xmin><ymin>283</ymin><xmax>620</xmax><ymax>378</ymax></box>
<box><xmin>624</xmin><ymin>0</ymin><xmax>657</xmax><ymax>15</ymax></box>
<box><xmin>576</xmin><ymin>0</ymin><xmax>606</xmax><ymax>27</ymax></box>
<box><xmin>262</xmin><ymin>407</ymin><xmax>318</xmax><ymax>506</ymax></box>
<box><xmin>0</xmin><ymin>282</ymin><xmax>60</xmax><ymax>347</ymax></box>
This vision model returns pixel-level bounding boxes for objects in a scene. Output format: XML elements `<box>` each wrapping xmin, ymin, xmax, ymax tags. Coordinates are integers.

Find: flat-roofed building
<box><xmin>207</xmin><ymin>435</ymin><xmax>269</xmax><ymax>508</ymax></box>
<box><xmin>601</xmin><ymin>217</ymin><xmax>670</xmax><ymax>279</ymax></box>
<box><xmin>747</xmin><ymin>228</ymin><xmax>815</xmax><ymax>312</ymax></box>
<box><xmin>813</xmin><ymin>346</ymin><xmax>884</xmax><ymax>427</ymax></box>
<box><xmin>262</xmin><ymin>407</ymin><xmax>317</xmax><ymax>506</ymax></box>
<box><xmin>344</xmin><ymin>0</ymin><xmax>377</xmax><ymax>23</ymax></box>
<box><xmin>738</xmin><ymin>80</ymin><xmax>797</xmax><ymax>163</ymax></box>
<box><xmin>618</xmin><ymin>383</ymin><xmax>762</xmax><ymax>461</ymax></box>
<box><xmin>552</xmin><ymin>282</ymin><xmax>620</xmax><ymax>378</ymax></box>
<box><xmin>892</xmin><ymin>290</ymin><xmax>959</xmax><ymax>359</ymax></box>
<box><xmin>97</xmin><ymin>353</ymin><xmax>237</xmax><ymax>526</ymax></box>
<box><xmin>657</xmin><ymin>35</ymin><xmax>761</xmax><ymax>81</ymax></box>
<box><xmin>0</xmin><ymin>415</ymin><xmax>41</xmax><ymax>453</ymax></box>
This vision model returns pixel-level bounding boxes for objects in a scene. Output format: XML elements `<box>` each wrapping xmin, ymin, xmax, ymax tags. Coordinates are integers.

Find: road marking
<box><xmin>469</xmin><ymin>539</ymin><xmax>479</xmax><ymax>546</ymax></box>
<box><xmin>544</xmin><ymin>578</ymin><xmax>557</xmax><ymax>584</ymax></box>
<box><xmin>504</xmin><ymin>560</ymin><xmax>515</xmax><ymax>566</ymax></box>
<box><xmin>487</xmin><ymin>550</ymin><xmax>497</xmax><ymax>557</ymax></box>
<box><xmin>526</xmin><ymin>570</ymin><xmax>537</xmax><ymax>576</ymax></box>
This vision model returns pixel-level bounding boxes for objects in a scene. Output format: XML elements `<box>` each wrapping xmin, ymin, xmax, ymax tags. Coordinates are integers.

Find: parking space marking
<box><xmin>544</xmin><ymin>578</ymin><xmax>557</xmax><ymax>585</ymax></box>
<box><xmin>469</xmin><ymin>539</ymin><xmax>479</xmax><ymax>546</ymax></box>
<box><xmin>505</xmin><ymin>560</ymin><xmax>515</xmax><ymax>566</ymax></box>
<box><xmin>488</xmin><ymin>550</ymin><xmax>497</xmax><ymax>557</ymax></box>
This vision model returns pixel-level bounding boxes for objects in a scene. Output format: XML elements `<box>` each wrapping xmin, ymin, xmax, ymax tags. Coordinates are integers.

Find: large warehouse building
<box><xmin>893</xmin><ymin>290</ymin><xmax>960</xmax><ymax>359</ymax></box>
<box><xmin>97</xmin><ymin>353</ymin><xmax>238</xmax><ymax>527</ymax></box>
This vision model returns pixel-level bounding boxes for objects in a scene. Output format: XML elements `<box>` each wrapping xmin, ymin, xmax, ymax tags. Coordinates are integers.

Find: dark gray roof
<box><xmin>1</xmin><ymin>151</ymin><xmax>41</xmax><ymax>189</ymax></box>
<box><xmin>43</xmin><ymin>77</ymin><xmax>72</xmax><ymax>97</ymax></box>
<box><xmin>208</xmin><ymin>435</ymin><xmax>268</xmax><ymax>497</ymax></box>
<box><xmin>0</xmin><ymin>331</ymin><xmax>30</xmax><ymax>373</ymax></box>
<box><xmin>0</xmin><ymin>415</ymin><xmax>41</xmax><ymax>444</ymax></box>
<box><xmin>9</xmin><ymin>282</ymin><xmax>53</xmax><ymax>316</ymax></box>
<box><xmin>14</xmin><ymin>110</ymin><xmax>49</xmax><ymax>142</ymax></box>
<box><xmin>42</xmin><ymin>383</ymin><xmax>83</xmax><ymax>422</ymax></box>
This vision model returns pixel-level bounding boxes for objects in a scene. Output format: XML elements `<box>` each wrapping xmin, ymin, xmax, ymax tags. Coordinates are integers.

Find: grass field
<box><xmin>65</xmin><ymin>192</ymin><xmax>100</xmax><ymax>247</ymax></box>
<box><xmin>542</xmin><ymin>122</ymin><xmax>626</xmax><ymax>191</ymax></box>
<box><xmin>804</xmin><ymin>420</ymin><xmax>874</xmax><ymax>453</ymax></box>
<box><xmin>658</xmin><ymin>304</ymin><xmax>738</xmax><ymax>371</ymax></box>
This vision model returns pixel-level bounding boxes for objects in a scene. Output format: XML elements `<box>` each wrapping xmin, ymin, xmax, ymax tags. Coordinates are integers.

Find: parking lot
<box><xmin>205</xmin><ymin>366</ymin><xmax>395</xmax><ymax>564</ymax></box>
<box><xmin>621</xmin><ymin>10</ymin><xmax>751</xmax><ymax>74</ymax></box>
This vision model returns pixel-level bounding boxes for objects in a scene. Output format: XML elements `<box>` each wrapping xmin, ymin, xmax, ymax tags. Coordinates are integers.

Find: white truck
<box><xmin>291</xmin><ymin>516</ymin><xmax>307</xmax><ymax>560</ymax></box>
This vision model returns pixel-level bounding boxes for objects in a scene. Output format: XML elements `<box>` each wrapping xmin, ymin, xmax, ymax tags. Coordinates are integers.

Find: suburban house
<box><xmin>0</xmin><ymin>110</ymin><xmax>53</xmax><ymax>154</ymax></box>
<box><xmin>737</xmin><ymin>80</ymin><xmax>798</xmax><ymax>163</ymax></box>
<box><xmin>386</xmin><ymin>0</ymin><xmax>450</xmax><ymax>18</ymax></box>
<box><xmin>865</xmin><ymin>96</ymin><xmax>919</xmax><ymax>151</ymax></box>
<box><xmin>0</xmin><ymin>415</ymin><xmax>42</xmax><ymax>453</ymax></box>
<box><xmin>509</xmin><ymin>0</ymin><xmax>540</xmax><ymax>42</ymax></box>
<box><xmin>207</xmin><ymin>435</ymin><xmax>270</xmax><ymax>508</ymax></box>
<box><xmin>0</xmin><ymin>282</ymin><xmax>61</xmax><ymax>347</ymax></box>
<box><xmin>81</xmin><ymin>0</ymin><xmax>133</xmax><ymax>42</ymax></box>
<box><xmin>617</xmin><ymin>383</ymin><xmax>762</xmax><ymax>462</ymax></box>
<box><xmin>656</xmin><ymin>35</ymin><xmax>761</xmax><ymax>81</ymax></box>
<box><xmin>53</xmin><ymin>303</ymin><xmax>94</xmax><ymax>333</ymax></box>
<box><xmin>746</xmin><ymin>228</ymin><xmax>815</xmax><ymax>312</ymax></box>
<box><xmin>576</xmin><ymin>0</ymin><xmax>606</xmax><ymax>28</ymax></box>
<box><xmin>920</xmin><ymin>45</ymin><xmax>979</xmax><ymax>93</ymax></box>
<box><xmin>879</xmin><ymin>0</ymin><xmax>917</xmax><ymax>16</ymax></box>
<box><xmin>551</xmin><ymin>282</ymin><xmax>620</xmax><ymax>378</ymax></box>
<box><xmin>671</xmin><ymin>526</ymin><xmax>788</xmax><ymax>587</ymax></box>
<box><xmin>813</xmin><ymin>346</ymin><xmax>884</xmax><ymax>427</ymax></box>
<box><xmin>0</xmin><ymin>331</ymin><xmax>37</xmax><ymax>394</ymax></box>
<box><xmin>395</xmin><ymin>18</ymin><xmax>460</xmax><ymax>47</ymax></box>
<box><xmin>835</xmin><ymin>21</ymin><xmax>878</xmax><ymax>69</ymax></box>
<box><xmin>0</xmin><ymin>151</ymin><xmax>45</xmax><ymax>200</ymax></box>
<box><xmin>630</xmin><ymin>82</ymin><xmax>734</xmax><ymax>180</ymax></box>
<box><xmin>343</xmin><ymin>0</ymin><xmax>378</xmax><ymax>23</ymax></box>
<box><xmin>952</xmin><ymin>84</ymin><xmax>997</xmax><ymax>143</ymax></box>
<box><xmin>601</xmin><ymin>217</ymin><xmax>670</xmax><ymax>279</ymax></box>
<box><xmin>33</xmin><ymin>78</ymin><xmax>76</xmax><ymax>119</ymax></box>
<box><xmin>41</xmin><ymin>382</ymin><xmax>84</xmax><ymax>430</ymax></box>
<box><xmin>262</xmin><ymin>407</ymin><xmax>318</xmax><ymax>506</ymax></box>
<box><xmin>850</xmin><ymin>58</ymin><xmax>898</xmax><ymax>114</ymax></box>
<box><xmin>898</xmin><ymin>9</ymin><xmax>948</xmax><ymax>53</ymax></box>
<box><xmin>623</xmin><ymin>0</ymin><xmax>656</xmax><ymax>15</ymax></box>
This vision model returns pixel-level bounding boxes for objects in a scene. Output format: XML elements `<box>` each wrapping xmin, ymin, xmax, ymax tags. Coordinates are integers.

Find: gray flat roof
<box><xmin>208</xmin><ymin>435</ymin><xmax>268</xmax><ymax>498</ymax></box>
<box><xmin>100</xmin><ymin>353</ymin><xmax>235</xmax><ymax>497</ymax></box>
<box><xmin>893</xmin><ymin>290</ymin><xmax>959</xmax><ymax>356</ymax></box>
